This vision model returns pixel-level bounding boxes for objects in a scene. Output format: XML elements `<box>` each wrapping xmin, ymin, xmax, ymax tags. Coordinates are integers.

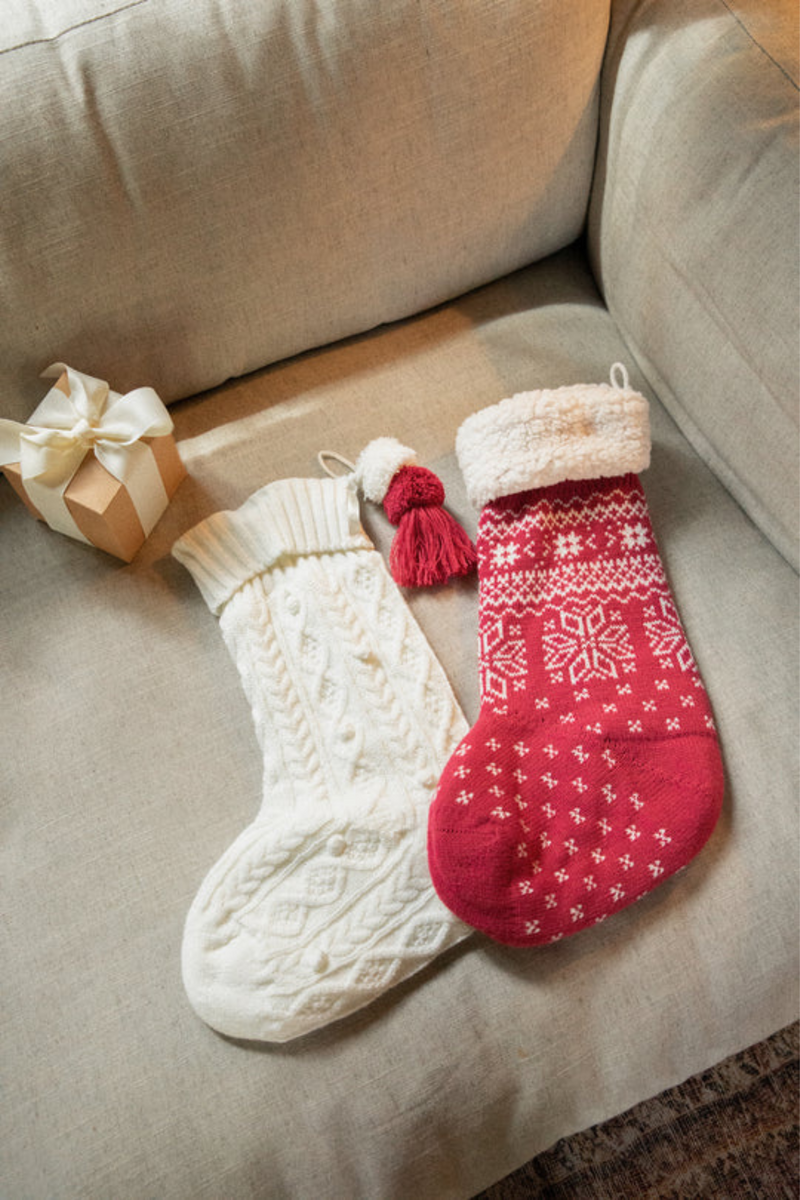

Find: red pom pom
<box><xmin>383</xmin><ymin>466</ymin><xmax>444</xmax><ymax>523</ymax></box>
<box><xmin>383</xmin><ymin>465</ymin><xmax>476</xmax><ymax>588</ymax></box>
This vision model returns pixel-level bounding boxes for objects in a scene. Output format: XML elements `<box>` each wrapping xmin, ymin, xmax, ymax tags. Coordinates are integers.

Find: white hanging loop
<box><xmin>610</xmin><ymin>362</ymin><xmax>630</xmax><ymax>391</ymax></box>
<box><xmin>317</xmin><ymin>450</ymin><xmax>355</xmax><ymax>478</ymax></box>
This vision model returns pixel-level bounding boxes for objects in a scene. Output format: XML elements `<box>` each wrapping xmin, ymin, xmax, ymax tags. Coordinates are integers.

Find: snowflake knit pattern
<box><xmin>173</xmin><ymin>475</ymin><xmax>470</xmax><ymax>1042</ymax></box>
<box><xmin>427</xmin><ymin>367</ymin><xmax>724</xmax><ymax>946</ymax></box>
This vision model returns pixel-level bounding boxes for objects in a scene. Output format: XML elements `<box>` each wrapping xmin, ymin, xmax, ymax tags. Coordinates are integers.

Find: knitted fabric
<box><xmin>427</xmin><ymin>371</ymin><xmax>724</xmax><ymax>946</ymax></box>
<box><xmin>173</xmin><ymin>476</ymin><xmax>470</xmax><ymax>1041</ymax></box>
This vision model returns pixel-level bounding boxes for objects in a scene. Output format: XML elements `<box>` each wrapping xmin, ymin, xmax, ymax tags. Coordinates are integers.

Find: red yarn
<box><xmin>427</xmin><ymin>473</ymin><xmax>724</xmax><ymax>946</ymax></box>
<box><xmin>384</xmin><ymin>465</ymin><xmax>477</xmax><ymax>588</ymax></box>
<box><xmin>383</xmin><ymin>465</ymin><xmax>444</xmax><ymax>523</ymax></box>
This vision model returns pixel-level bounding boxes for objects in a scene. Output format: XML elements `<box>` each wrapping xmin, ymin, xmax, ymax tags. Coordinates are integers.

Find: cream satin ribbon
<box><xmin>0</xmin><ymin>364</ymin><xmax>174</xmax><ymax>544</ymax></box>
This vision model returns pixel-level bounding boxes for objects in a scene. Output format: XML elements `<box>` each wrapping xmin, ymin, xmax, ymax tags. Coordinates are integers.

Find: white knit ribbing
<box><xmin>173</xmin><ymin>476</ymin><xmax>372</xmax><ymax>614</ymax></box>
<box><xmin>456</xmin><ymin>370</ymin><xmax>651</xmax><ymax>510</ymax></box>
<box><xmin>173</xmin><ymin>477</ymin><xmax>470</xmax><ymax>1043</ymax></box>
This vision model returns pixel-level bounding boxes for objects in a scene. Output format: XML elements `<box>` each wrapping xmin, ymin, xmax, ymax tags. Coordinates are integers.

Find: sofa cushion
<box><xmin>0</xmin><ymin>0</ymin><xmax>609</xmax><ymax>420</ymax></box>
<box><xmin>2</xmin><ymin>247</ymin><xmax>797</xmax><ymax>1198</ymax></box>
<box><xmin>589</xmin><ymin>0</ymin><xmax>799</xmax><ymax>569</ymax></box>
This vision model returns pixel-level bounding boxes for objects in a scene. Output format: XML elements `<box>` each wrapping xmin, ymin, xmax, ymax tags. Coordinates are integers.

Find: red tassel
<box><xmin>383</xmin><ymin>465</ymin><xmax>477</xmax><ymax>588</ymax></box>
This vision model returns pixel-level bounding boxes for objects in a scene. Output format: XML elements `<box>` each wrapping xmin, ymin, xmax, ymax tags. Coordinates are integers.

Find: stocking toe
<box><xmin>183</xmin><ymin>802</ymin><xmax>470</xmax><ymax>1041</ymax></box>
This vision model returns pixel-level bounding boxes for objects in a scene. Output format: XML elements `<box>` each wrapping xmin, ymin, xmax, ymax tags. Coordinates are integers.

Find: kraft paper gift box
<box><xmin>0</xmin><ymin>364</ymin><xmax>186</xmax><ymax>562</ymax></box>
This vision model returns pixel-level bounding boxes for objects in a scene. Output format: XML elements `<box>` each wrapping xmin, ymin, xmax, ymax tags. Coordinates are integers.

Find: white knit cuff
<box><xmin>456</xmin><ymin>369</ymin><xmax>651</xmax><ymax>510</ymax></box>
<box><xmin>172</xmin><ymin>476</ymin><xmax>373</xmax><ymax>614</ymax></box>
<box><xmin>354</xmin><ymin>437</ymin><xmax>417</xmax><ymax>504</ymax></box>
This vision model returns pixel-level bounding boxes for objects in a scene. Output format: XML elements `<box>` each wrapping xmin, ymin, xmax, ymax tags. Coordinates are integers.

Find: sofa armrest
<box><xmin>588</xmin><ymin>0</ymin><xmax>799</xmax><ymax>569</ymax></box>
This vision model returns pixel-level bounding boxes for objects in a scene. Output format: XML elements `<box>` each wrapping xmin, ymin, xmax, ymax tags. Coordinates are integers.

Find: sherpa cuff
<box><xmin>456</xmin><ymin>366</ymin><xmax>651</xmax><ymax>510</ymax></box>
<box><xmin>172</xmin><ymin>475</ymin><xmax>373</xmax><ymax>614</ymax></box>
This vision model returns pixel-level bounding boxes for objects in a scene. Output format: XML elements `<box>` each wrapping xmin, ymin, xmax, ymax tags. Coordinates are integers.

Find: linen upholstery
<box><xmin>2</xmin><ymin>250</ymin><xmax>797</xmax><ymax>1198</ymax></box>
<box><xmin>2</xmin><ymin>0</ymin><xmax>798</xmax><ymax>1194</ymax></box>
<box><xmin>588</xmin><ymin>0</ymin><xmax>800</xmax><ymax>569</ymax></box>
<box><xmin>0</xmin><ymin>0</ymin><xmax>609</xmax><ymax>421</ymax></box>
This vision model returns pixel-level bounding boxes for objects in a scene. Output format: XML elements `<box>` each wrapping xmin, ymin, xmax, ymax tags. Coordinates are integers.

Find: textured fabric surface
<box><xmin>428</xmin><ymin>470</ymin><xmax>723</xmax><ymax>946</ymax></box>
<box><xmin>171</xmin><ymin>476</ymin><xmax>470</xmax><ymax>1041</ymax></box>
<box><xmin>2</xmin><ymin>248</ymin><xmax>797</xmax><ymax>1198</ymax></box>
<box><xmin>0</xmin><ymin>0</ymin><xmax>609</xmax><ymax>421</ymax></box>
<box><xmin>455</xmin><ymin>373</ymin><xmax>650</xmax><ymax>507</ymax></box>
<box><xmin>354</xmin><ymin>437</ymin><xmax>418</xmax><ymax>506</ymax></box>
<box><xmin>588</xmin><ymin>0</ymin><xmax>800</xmax><ymax>569</ymax></box>
<box><xmin>475</xmin><ymin>1022</ymin><xmax>799</xmax><ymax>1199</ymax></box>
<box><xmin>171</xmin><ymin>475</ymin><xmax>373</xmax><ymax>614</ymax></box>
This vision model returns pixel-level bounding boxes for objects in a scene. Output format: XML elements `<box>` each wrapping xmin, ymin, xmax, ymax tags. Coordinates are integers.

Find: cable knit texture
<box><xmin>173</xmin><ymin>476</ymin><xmax>470</xmax><ymax>1042</ymax></box>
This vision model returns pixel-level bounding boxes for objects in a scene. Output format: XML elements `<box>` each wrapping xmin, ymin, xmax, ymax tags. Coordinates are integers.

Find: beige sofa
<box><xmin>2</xmin><ymin>1</ymin><xmax>797</xmax><ymax>1196</ymax></box>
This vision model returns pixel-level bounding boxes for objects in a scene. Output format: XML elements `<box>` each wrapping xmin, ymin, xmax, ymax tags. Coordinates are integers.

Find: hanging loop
<box><xmin>317</xmin><ymin>450</ymin><xmax>355</xmax><ymax>478</ymax></box>
<box><xmin>610</xmin><ymin>362</ymin><xmax>631</xmax><ymax>391</ymax></box>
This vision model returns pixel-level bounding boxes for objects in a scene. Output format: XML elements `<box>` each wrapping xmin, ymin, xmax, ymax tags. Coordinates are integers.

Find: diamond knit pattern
<box><xmin>174</xmin><ymin>478</ymin><xmax>470</xmax><ymax>1042</ymax></box>
<box><xmin>427</xmin><ymin>473</ymin><xmax>724</xmax><ymax>946</ymax></box>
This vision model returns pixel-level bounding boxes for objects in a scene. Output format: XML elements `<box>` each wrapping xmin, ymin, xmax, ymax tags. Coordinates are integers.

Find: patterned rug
<box><xmin>475</xmin><ymin>1022</ymin><xmax>799</xmax><ymax>1199</ymax></box>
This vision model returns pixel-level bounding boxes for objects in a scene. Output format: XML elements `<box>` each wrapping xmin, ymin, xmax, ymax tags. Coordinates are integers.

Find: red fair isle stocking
<box><xmin>427</xmin><ymin>365</ymin><xmax>724</xmax><ymax>946</ymax></box>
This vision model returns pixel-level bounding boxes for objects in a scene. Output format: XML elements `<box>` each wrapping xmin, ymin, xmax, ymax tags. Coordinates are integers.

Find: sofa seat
<box><xmin>2</xmin><ymin>244</ymin><xmax>796</xmax><ymax>1199</ymax></box>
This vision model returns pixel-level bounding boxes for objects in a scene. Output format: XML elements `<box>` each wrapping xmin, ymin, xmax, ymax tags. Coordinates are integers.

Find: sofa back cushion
<box><xmin>589</xmin><ymin>0</ymin><xmax>799</xmax><ymax>569</ymax></box>
<box><xmin>1</xmin><ymin>0</ymin><xmax>609</xmax><ymax>420</ymax></box>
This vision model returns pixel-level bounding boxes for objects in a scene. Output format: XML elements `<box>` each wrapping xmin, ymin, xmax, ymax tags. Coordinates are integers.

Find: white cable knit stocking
<box><xmin>172</xmin><ymin>475</ymin><xmax>471</xmax><ymax>1042</ymax></box>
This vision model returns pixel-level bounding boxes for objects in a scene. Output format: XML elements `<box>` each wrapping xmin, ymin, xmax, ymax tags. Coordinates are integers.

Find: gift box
<box><xmin>0</xmin><ymin>364</ymin><xmax>187</xmax><ymax>561</ymax></box>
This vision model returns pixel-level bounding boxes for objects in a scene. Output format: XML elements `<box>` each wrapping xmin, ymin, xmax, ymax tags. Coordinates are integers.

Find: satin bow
<box><xmin>0</xmin><ymin>364</ymin><xmax>174</xmax><ymax>542</ymax></box>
